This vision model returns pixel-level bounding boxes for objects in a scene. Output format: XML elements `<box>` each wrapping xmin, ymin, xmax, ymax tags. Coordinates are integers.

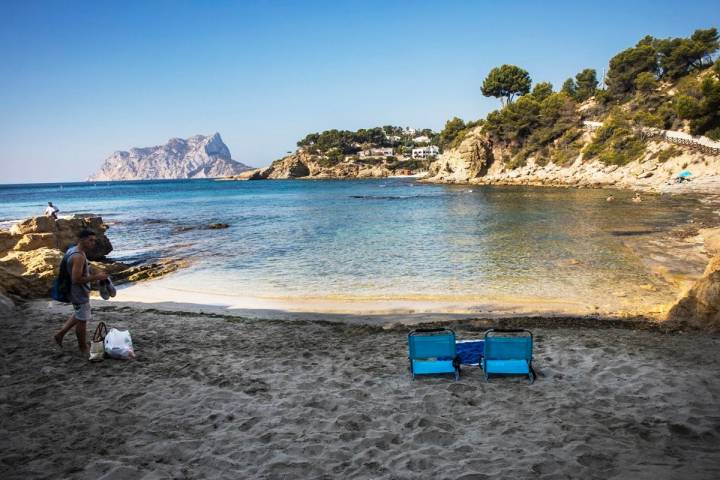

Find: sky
<box><xmin>1</xmin><ymin>0</ymin><xmax>718</xmax><ymax>183</ymax></box>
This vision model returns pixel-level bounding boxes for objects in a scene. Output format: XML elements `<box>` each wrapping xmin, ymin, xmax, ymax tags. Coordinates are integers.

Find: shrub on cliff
<box><xmin>531</xmin><ymin>82</ymin><xmax>554</xmax><ymax>101</ymax></box>
<box><xmin>438</xmin><ymin>118</ymin><xmax>483</xmax><ymax>150</ymax></box>
<box><xmin>485</xmin><ymin>91</ymin><xmax>579</xmax><ymax>163</ymax></box>
<box><xmin>583</xmin><ymin>111</ymin><xmax>646</xmax><ymax>165</ymax></box>
<box><xmin>675</xmin><ymin>74</ymin><xmax>720</xmax><ymax>140</ymax></box>
<box><xmin>606</xmin><ymin>28</ymin><xmax>719</xmax><ymax>98</ymax></box>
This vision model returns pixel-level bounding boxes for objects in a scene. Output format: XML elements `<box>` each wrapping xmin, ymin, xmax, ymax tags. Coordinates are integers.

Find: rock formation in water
<box><xmin>0</xmin><ymin>215</ymin><xmax>187</xmax><ymax>304</ymax></box>
<box><xmin>89</xmin><ymin>133</ymin><xmax>253</xmax><ymax>181</ymax></box>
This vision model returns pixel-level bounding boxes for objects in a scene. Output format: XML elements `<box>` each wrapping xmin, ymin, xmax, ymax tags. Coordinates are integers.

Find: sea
<box><xmin>1</xmin><ymin>178</ymin><xmax>717</xmax><ymax>316</ymax></box>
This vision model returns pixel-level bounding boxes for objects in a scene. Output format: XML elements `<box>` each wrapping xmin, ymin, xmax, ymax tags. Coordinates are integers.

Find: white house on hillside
<box><xmin>411</xmin><ymin>145</ymin><xmax>439</xmax><ymax>159</ymax></box>
<box><xmin>413</xmin><ymin>135</ymin><xmax>430</xmax><ymax>144</ymax></box>
<box><xmin>358</xmin><ymin>147</ymin><xmax>394</xmax><ymax>158</ymax></box>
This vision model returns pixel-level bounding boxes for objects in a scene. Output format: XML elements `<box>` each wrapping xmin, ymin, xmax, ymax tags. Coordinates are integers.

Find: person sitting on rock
<box><xmin>632</xmin><ymin>192</ymin><xmax>642</xmax><ymax>203</ymax></box>
<box><xmin>606</xmin><ymin>195</ymin><xmax>615</xmax><ymax>202</ymax></box>
<box><xmin>53</xmin><ymin>229</ymin><xmax>108</xmax><ymax>354</ymax></box>
<box><xmin>44</xmin><ymin>202</ymin><xmax>59</xmax><ymax>219</ymax></box>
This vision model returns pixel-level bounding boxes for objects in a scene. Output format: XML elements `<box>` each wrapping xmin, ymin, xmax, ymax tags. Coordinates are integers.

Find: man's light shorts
<box><xmin>72</xmin><ymin>303</ymin><xmax>92</xmax><ymax>322</ymax></box>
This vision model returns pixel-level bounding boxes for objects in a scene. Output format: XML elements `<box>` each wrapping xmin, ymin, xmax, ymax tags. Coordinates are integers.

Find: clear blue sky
<box><xmin>1</xmin><ymin>0</ymin><xmax>718</xmax><ymax>183</ymax></box>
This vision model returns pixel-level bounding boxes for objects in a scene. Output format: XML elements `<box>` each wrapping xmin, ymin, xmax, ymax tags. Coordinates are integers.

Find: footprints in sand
<box><xmin>6</xmin><ymin>306</ymin><xmax>720</xmax><ymax>479</ymax></box>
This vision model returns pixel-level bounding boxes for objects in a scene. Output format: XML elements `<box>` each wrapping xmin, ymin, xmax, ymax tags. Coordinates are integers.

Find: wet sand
<box><xmin>1</xmin><ymin>300</ymin><xmax>720</xmax><ymax>479</ymax></box>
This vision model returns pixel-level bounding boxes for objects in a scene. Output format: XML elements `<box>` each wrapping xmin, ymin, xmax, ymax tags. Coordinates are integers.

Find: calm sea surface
<box><xmin>1</xmin><ymin>179</ymin><xmax>716</xmax><ymax>314</ymax></box>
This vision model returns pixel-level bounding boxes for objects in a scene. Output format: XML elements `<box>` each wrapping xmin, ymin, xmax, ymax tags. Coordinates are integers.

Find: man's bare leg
<box><xmin>75</xmin><ymin>321</ymin><xmax>88</xmax><ymax>354</ymax></box>
<box><xmin>54</xmin><ymin>315</ymin><xmax>78</xmax><ymax>347</ymax></box>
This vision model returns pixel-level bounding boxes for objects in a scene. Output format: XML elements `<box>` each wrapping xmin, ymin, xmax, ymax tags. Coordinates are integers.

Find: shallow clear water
<box><xmin>0</xmin><ymin>179</ymin><xmax>714</xmax><ymax>314</ymax></box>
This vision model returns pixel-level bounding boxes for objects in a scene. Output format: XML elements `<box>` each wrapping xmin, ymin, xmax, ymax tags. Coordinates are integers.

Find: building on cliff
<box><xmin>358</xmin><ymin>147</ymin><xmax>394</xmax><ymax>158</ymax></box>
<box><xmin>412</xmin><ymin>145</ymin><xmax>439</xmax><ymax>159</ymax></box>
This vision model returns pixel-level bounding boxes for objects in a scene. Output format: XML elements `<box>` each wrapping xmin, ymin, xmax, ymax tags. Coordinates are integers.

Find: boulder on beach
<box><xmin>0</xmin><ymin>247</ymin><xmax>64</xmax><ymax>299</ymax></box>
<box><xmin>0</xmin><ymin>214</ymin><xmax>185</xmax><ymax>302</ymax></box>
<box><xmin>9</xmin><ymin>215</ymin><xmax>113</xmax><ymax>260</ymax></box>
<box><xmin>666</xmin><ymin>227</ymin><xmax>720</xmax><ymax>330</ymax></box>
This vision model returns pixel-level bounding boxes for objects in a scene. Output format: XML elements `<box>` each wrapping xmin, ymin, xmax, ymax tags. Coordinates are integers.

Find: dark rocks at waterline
<box><xmin>172</xmin><ymin>223</ymin><xmax>230</xmax><ymax>233</ymax></box>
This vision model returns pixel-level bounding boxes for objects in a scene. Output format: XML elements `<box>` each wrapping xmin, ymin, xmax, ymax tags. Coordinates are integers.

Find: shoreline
<box><xmin>103</xmin><ymin>282</ymin><xmax>667</xmax><ymax>324</ymax></box>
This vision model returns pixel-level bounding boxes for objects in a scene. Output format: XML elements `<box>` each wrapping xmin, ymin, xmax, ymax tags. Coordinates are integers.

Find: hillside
<box><xmin>234</xmin><ymin>126</ymin><xmax>439</xmax><ymax>180</ymax></box>
<box><xmin>425</xmin><ymin>28</ymin><xmax>720</xmax><ymax>192</ymax></box>
<box><xmin>89</xmin><ymin>133</ymin><xmax>253</xmax><ymax>181</ymax></box>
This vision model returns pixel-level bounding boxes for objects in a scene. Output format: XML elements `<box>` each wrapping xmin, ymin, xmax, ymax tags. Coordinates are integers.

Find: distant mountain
<box><xmin>88</xmin><ymin>133</ymin><xmax>253</xmax><ymax>181</ymax></box>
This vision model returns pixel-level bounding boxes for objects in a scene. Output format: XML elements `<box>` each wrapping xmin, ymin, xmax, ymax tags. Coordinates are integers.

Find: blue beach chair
<box><xmin>408</xmin><ymin>328</ymin><xmax>460</xmax><ymax>380</ymax></box>
<box><xmin>482</xmin><ymin>329</ymin><xmax>535</xmax><ymax>384</ymax></box>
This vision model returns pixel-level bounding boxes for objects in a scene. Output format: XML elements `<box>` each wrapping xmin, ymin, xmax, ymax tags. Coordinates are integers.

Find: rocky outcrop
<box><xmin>232</xmin><ymin>150</ymin><xmax>427</xmax><ymax>181</ymax></box>
<box><xmin>666</xmin><ymin>227</ymin><xmax>720</xmax><ymax>330</ymax></box>
<box><xmin>0</xmin><ymin>215</ymin><xmax>186</xmax><ymax>302</ymax></box>
<box><xmin>425</xmin><ymin>127</ymin><xmax>493</xmax><ymax>183</ymax></box>
<box><xmin>89</xmin><ymin>133</ymin><xmax>253</xmax><ymax>181</ymax></box>
<box><xmin>10</xmin><ymin>215</ymin><xmax>112</xmax><ymax>260</ymax></box>
<box><xmin>424</xmin><ymin>126</ymin><xmax>720</xmax><ymax>193</ymax></box>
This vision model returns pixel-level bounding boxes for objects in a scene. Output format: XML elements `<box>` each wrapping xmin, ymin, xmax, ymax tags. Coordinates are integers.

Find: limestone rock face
<box><xmin>0</xmin><ymin>247</ymin><xmax>64</xmax><ymax>298</ymax></box>
<box><xmin>240</xmin><ymin>149</ymin><xmax>423</xmax><ymax>181</ymax></box>
<box><xmin>89</xmin><ymin>133</ymin><xmax>253</xmax><ymax>181</ymax></box>
<box><xmin>10</xmin><ymin>215</ymin><xmax>112</xmax><ymax>260</ymax></box>
<box><xmin>425</xmin><ymin>127</ymin><xmax>493</xmax><ymax>183</ymax></box>
<box><xmin>666</xmin><ymin>257</ymin><xmax>720</xmax><ymax>330</ymax></box>
<box><xmin>666</xmin><ymin>228</ymin><xmax>720</xmax><ymax>330</ymax></box>
<box><xmin>423</xmin><ymin>126</ymin><xmax>720</xmax><ymax>192</ymax></box>
<box><xmin>0</xmin><ymin>214</ymin><xmax>186</xmax><ymax>301</ymax></box>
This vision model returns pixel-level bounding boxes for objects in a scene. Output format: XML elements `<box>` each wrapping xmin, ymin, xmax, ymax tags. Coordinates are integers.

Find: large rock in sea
<box><xmin>88</xmin><ymin>133</ymin><xmax>254</xmax><ymax>181</ymax></box>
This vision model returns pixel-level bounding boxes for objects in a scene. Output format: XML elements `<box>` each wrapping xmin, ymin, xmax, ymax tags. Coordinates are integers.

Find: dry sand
<box><xmin>2</xmin><ymin>300</ymin><xmax>720</xmax><ymax>479</ymax></box>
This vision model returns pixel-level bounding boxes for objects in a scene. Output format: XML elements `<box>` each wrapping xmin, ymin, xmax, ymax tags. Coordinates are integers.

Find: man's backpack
<box><xmin>51</xmin><ymin>251</ymin><xmax>72</xmax><ymax>303</ymax></box>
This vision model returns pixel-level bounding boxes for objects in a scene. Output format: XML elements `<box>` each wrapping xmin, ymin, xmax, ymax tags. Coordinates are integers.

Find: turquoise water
<box><xmin>0</xmin><ymin>179</ymin><xmax>714</xmax><ymax>313</ymax></box>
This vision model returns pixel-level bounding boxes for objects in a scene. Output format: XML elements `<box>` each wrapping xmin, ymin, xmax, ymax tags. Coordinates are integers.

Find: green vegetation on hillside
<box><xmin>481</xmin><ymin>65</ymin><xmax>532</xmax><ymax>105</ymax></box>
<box><xmin>470</xmin><ymin>27</ymin><xmax>720</xmax><ymax>168</ymax></box>
<box><xmin>296</xmin><ymin>126</ymin><xmax>438</xmax><ymax>156</ymax></box>
<box><xmin>583</xmin><ymin>111</ymin><xmax>647</xmax><ymax>165</ymax></box>
<box><xmin>437</xmin><ymin>117</ymin><xmax>483</xmax><ymax>150</ymax></box>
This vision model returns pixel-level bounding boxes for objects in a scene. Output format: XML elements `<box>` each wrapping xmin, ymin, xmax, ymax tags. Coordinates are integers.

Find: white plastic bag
<box><xmin>104</xmin><ymin>328</ymin><xmax>135</xmax><ymax>359</ymax></box>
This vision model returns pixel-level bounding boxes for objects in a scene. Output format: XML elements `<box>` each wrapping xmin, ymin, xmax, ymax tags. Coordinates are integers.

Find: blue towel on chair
<box><xmin>455</xmin><ymin>340</ymin><xmax>484</xmax><ymax>365</ymax></box>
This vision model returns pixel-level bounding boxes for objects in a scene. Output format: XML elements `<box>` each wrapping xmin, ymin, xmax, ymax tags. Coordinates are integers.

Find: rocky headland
<box><xmin>89</xmin><ymin>133</ymin><xmax>253</xmax><ymax>181</ymax></box>
<box><xmin>423</xmin><ymin>122</ymin><xmax>720</xmax><ymax>193</ymax></box>
<box><xmin>233</xmin><ymin>150</ymin><xmax>423</xmax><ymax>180</ymax></box>
<box><xmin>0</xmin><ymin>215</ymin><xmax>187</xmax><ymax>313</ymax></box>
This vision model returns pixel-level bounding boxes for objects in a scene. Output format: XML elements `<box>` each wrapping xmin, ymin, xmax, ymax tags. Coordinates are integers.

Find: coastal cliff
<box><xmin>424</xmin><ymin>123</ymin><xmax>720</xmax><ymax>193</ymax></box>
<box><xmin>89</xmin><ymin>133</ymin><xmax>253</xmax><ymax>181</ymax></box>
<box><xmin>236</xmin><ymin>150</ymin><xmax>425</xmax><ymax>180</ymax></box>
<box><xmin>425</xmin><ymin>30</ymin><xmax>720</xmax><ymax>192</ymax></box>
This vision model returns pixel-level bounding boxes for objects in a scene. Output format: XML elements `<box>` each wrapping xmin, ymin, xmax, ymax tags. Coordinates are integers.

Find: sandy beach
<box><xmin>2</xmin><ymin>300</ymin><xmax>719</xmax><ymax>479</ymax></box>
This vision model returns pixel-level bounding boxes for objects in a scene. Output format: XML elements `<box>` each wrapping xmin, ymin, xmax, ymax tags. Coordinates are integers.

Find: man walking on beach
<box><xmin>44</xmin><ymin>202</ymin><xmax>59</xmax><ymax>219</ymax></box>
<box><xmin>53</xmin><ymin>229</ymin><xmax>107</xmax><ymax>354</ymax></box>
